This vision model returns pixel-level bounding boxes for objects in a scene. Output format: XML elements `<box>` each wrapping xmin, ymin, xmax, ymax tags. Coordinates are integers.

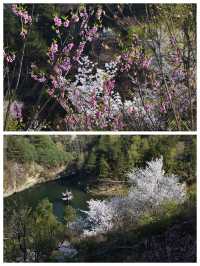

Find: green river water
<box><xmin>4</xmin><ymin>178</ymin><xmax>91</xmax><ymax>221</ymax></box>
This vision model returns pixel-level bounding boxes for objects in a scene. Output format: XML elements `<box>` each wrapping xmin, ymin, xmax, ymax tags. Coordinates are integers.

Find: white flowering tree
<box><xmin>127</xmin><ymin>157</ymin><xmax>187</xmax><ymax>215</ymax></box>
<box><xmin>83</xmin><ymin>157</ymin><xmax>187</xmax><ymax>235</ymax></box>
<box><xmin>82</xmin><ymin>199</ymin><xmax>115</xmax><ymax>235</ymax></box>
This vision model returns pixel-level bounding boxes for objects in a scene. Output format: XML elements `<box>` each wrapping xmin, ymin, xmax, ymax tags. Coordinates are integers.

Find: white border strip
<box><xmin>3</xmin><ymin>131</ymin><xmax>198</xmax><ymax>135</ymax></box>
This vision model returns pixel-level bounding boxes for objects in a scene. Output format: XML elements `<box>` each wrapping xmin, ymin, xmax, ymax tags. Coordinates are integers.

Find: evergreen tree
<box><xmin>98</xmin><ymin>156</ymin><xmax>110</xmax><ymax>179</ymax></box>
<box><xmin>32</xmin><ymin>199</ymin><xmax>63</xmax><ymax>261</ymax></box>
<box><xmin>64</xmin><ymin>206</ymin><xmax>76</xmax><ymax>227</ymax></box>
<box><xmin>86</xmin><ymin>151</ymin><xmax>97</xmax><ymax>173</ymax></box>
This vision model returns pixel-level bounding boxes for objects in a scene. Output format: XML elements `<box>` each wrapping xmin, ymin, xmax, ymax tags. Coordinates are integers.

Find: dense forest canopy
<box><xmin>4</xmin><ymin>135</ymin><xmax>196</xmax><ymax>184</ymax></box>
<box><xmin>4</xmin><ymin>4</ymin><xmax>196</xmax><ymax>130</ymax></box>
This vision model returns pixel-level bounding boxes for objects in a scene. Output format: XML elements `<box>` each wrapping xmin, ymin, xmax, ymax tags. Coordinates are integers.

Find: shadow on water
<box><xmin>4</xmin><ymin>177</ymin><xmax>92</xmax><ymax>221</ymax></box>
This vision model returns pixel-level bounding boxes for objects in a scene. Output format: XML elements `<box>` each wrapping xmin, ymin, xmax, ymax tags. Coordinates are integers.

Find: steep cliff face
<box><xmin>4</xmin><ymin>161</ymin><xmax>66</xmax><ymax>197</ymax></box>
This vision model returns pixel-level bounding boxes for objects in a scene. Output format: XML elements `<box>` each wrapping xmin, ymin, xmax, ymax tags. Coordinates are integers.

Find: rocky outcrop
<box><xmin>4</xmin><ymin>161</ymin><xmax>66</xmax><ymax>197</ymax></box>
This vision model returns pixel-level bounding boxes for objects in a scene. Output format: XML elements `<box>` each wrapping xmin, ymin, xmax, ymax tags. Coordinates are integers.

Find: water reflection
<box><xmin>4</xmin><ymin>178</ymin><xmax>91</xmax><ymax>221</ymax></box>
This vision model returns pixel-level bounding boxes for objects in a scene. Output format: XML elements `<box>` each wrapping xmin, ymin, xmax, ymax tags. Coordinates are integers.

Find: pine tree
<box><xmin>64</xmin><ymin>206</ymin><xmax>76</xmax><ymax>227</ymax></box>
<box><xmin>98</xmin><ymin>156</ymin><xmax>110</xmax><ymax>179</ymax></box>
<box><xmin>86</xmin><ymin>152</ymin><xmax>97</xmax><ymax>173</ymax></box>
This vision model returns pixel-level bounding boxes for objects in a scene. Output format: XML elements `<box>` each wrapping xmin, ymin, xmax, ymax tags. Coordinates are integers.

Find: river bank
<box><xmin>4</xmin><ymin>161</ymin><xmax>129</xmax><ymax>200</ymax></box>
<box><xmin>88</xmin><ymin>181</ymin><xmax>129</xmax><ymax>197</ymax></box>
<box><xmin>4</xmin><ymin>161</ymin><xmax>67</xmax><ymax>197</ymax></box>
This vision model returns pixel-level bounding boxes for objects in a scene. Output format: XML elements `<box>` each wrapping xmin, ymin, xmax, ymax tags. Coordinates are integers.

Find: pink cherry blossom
<box><xmin>72</xmin><ymin>14</ymin><xmax>79</xmax><ymax>23</ymax></box>
<box><xmin>4</xmin><ymin>52</ymin><xmax>16</xmax><ymax>63</ymax></box>
<box><xmin>142</xmin><ymin>58</ymin><xmax>152</xmax><ymax>70</ymax></box>
<box><xmin>10</xmin><ymin>101</ymin><xmax>23</xmax><ymax>119</ymax></box>
<box><xmin>63</xmin><ymin>19</ymin><xmax>70</xmax><ymax>28</ymax></box>
<box><xmin>54</xmin><ymin>16</ymin><xmax>62</xmax><ymax>27</ymax></box>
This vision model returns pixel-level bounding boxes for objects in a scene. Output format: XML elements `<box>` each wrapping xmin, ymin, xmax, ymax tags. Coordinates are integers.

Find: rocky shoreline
<box><xmin>4</xmin><ymin>161</ymin><xmax>66</xmax><ymax>197</ymax></box>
